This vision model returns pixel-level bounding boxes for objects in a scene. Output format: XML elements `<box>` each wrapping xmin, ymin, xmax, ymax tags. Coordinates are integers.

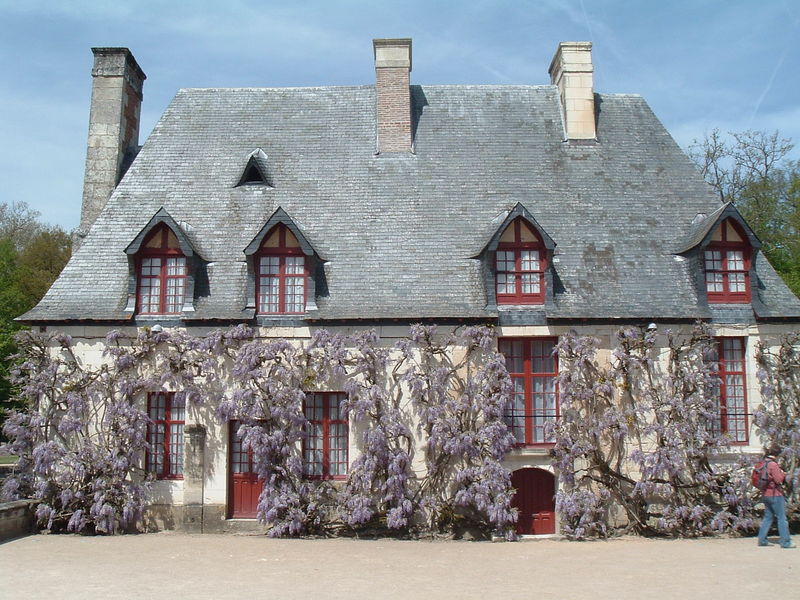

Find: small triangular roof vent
<box><xmin>236</xmin><ymin>148</ymin><xmax>273</xmax><ymax>187</ymax></box>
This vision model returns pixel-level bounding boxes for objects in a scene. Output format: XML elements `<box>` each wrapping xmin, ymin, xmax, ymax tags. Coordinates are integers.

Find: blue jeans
<box><xmin>758</xmin><ymin>495</ymin><xmax>792</xmax><ymax>547</ymax></box>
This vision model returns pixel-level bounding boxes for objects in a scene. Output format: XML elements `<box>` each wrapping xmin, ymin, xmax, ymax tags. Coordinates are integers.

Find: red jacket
<box><xmin>758</xmin><ymin>458</ymin><xmax>786</xmax><ymax>497</ymax></box>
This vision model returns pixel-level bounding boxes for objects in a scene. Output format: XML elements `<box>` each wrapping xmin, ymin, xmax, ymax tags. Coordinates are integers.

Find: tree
<box><xmin>688</xmin><ymin>130</ymin><xmax>800</xmax><ymax>296</ymax></box>
<box><xmin>0</xmin><ymin>202</ymin><xmax>72</xmax><ymax>435</ymax></box>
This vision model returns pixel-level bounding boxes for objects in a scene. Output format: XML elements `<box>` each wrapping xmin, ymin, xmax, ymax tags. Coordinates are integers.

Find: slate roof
<box><xmin>24</xmin><ymin>83</ymin><xmax>800</xmax><ymax>322</ymax></box>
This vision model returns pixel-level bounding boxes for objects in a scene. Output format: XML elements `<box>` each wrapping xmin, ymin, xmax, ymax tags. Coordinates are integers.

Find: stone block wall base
<box><xmin>0</xmin><ymin>500</ymin><xmax>36</xmax><ymax>542</ymax></box>
<box><xmin>144</xmin><ymin>504</ymin><xmax>268</xmax><ymax>534</ymax></box>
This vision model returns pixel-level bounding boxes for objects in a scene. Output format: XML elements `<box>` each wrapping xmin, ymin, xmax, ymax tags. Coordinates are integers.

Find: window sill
<box><xmin>509</xmin><ymin>445</ymin><xmax>554</xmax><ymax>455</ymax></box>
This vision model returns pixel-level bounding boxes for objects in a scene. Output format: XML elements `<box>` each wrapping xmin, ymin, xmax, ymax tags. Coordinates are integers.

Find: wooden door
<box><xmin>511</xmin><ymin>467</ymin><xmax>556</xmax><ymax>534</ymax></box>
<box><xmin>228</xmin><ymin>422</ymin><xmax>263</xmax><ymax>519</ymax></box>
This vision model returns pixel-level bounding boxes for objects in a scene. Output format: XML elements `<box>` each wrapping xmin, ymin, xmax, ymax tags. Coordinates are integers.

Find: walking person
<box><xmin>756</xmin><ymin>447</ymin><xmax>795</xmax><ymax>548</ymax></box>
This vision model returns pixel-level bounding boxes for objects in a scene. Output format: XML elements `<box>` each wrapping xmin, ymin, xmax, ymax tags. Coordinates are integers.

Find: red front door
<box><xmin>511</xmin><ymin>468</ymin><xmax>556</xmax><ymax>534</ymax></box>
<box><xmin>228</xmin><ymin>422</ymin><xmax>264</xmax><ymax>519</ymax></box>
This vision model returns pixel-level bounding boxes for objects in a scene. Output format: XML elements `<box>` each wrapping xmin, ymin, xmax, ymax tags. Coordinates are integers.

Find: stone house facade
<box><xmin>22</xmin><ymin>39</ymin><xmax>800</xmax><ymax>535</ymax></box>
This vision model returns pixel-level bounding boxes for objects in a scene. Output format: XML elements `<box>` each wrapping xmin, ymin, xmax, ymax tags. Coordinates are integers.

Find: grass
<box><xmin>0</xmin><ymin>455</ymin><xmax>18</xmax><ymax>465</ymax></box>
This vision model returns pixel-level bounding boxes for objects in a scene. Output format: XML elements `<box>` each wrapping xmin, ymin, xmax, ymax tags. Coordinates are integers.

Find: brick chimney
<box><xmin>548</xmin><ymin>42</ymin><xmax>596</xmax><ymax>140</ymax></box>
<box><xmin>373</xmin><ymin>38</ymin><xmax>413</xmax><ymax>153</ymax></box>
<box><xmin>76</xmin><ymin>48</ymin><xmax>146</xmax><ymax>244</ymax></box>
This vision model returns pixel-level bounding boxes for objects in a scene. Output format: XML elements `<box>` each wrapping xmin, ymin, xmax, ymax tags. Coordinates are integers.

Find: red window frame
<box><xmin>496</xmin><ymin>218</ymin><xmax>546</xmax><ymax>305</ymax></box>
<box><xmin>303</xmin><ymin>392</ymin><xmax>348</xmax><ymax>480</ymax></box>
<box><xmin>256</xmin><ymin>224</ymin><xmax>307</xmax><ymax>315</ymax></box>
<box><xmin>229</xmin><ymin>421</ymin><xmax>258</xmax><ymax>475</ymax></box>
<box><xmin>704</xmin><ymin>219</ymin><xmax>751</xmax><ymax>303</ymax></box>
<box><xmin>499</xmin><ymin>338</ymin><xmax>559</xmax><ymax>446</ymax></box>
<box><xmin>146</xmin><ymin>391</ymin><xmax>185</xmax><ymax>480</ymax></box>
<box><xmin>707</xmin><ymin>337</ymin><xmax>749</xmax><ymax>444</ymax></box>
<box><xmin>136</xmin><ymin>225</ymin><xmax>187</xmax><ymax>315</ymax></box>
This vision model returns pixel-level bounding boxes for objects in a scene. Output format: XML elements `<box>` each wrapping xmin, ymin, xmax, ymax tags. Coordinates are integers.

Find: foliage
<box><xmin>399</xmin><ymin>325</ymin><xmax>516</xmax><ymax>537</ymax></box>
<box><xmin>1</xmin><ymin>325</ymin><xmax>516</xmax><ymax>538</ymax></box>
<box><xmin>688</xmin><ymin>129</ymin><xmax>800</xmax><ymax>295</ymax></box>
<box><xmin>1</xmin><ymin>331</ymin><xmax>151</xmax><ymax>533</ymax></box>
<box><xmin>753</xmin><ymin>333</ymin><xmax>800</xmax><ymax>520</ymax></box>
<box><xmin>338</xmin><ymin>330</ymin><xmax>415</xmax><ymax>532</ymax></box>
<box><xmin>551</xmin><ymin>325</ymin><xmax>755</xmax><ymax>539</ymax></box>
<box><xmin>0</xmin><ymin>201</ymin><xmax>72</xmax><ymax>435</ymax></box>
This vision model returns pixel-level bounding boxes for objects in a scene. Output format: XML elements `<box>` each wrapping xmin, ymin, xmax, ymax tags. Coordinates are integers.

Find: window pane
<box><xmin>284</xmin><ymin>276</ymin><xmax>305</xmax><ymax>312</ymax></box>
<box><xmin>166</xmin><ymin>277</ymin><xmax>185</xmax><ymax>313</ymax></box>
<box><xmin>521</xmin><ymin>273</ymin><xmax>540</xmax><ymax>294</ymax></box>
<box><xmin>260</xmin><ymin>256</ymin><xmax>279</xmax><ymax>275</ymax></box>
<box><xmin>170</xmin><ymin>423</ymin><xmax>184</xmax><ymax>475</ymax></box>
<box><xmin>723</xmin><ymin>338</ymin><xmax>744</xmax><ymax>371</ymax></box>
<box><xmin>705</xmin><ymin>272</ymin><xmax>723</xmax><ymax>293</ymax></box>
<box><xmin>520</xmin><ymin>250</ymin><xmax>540</xmax><ymax>272</ymax></box>
<box><xmin>728</xmin><ymin>272</ymin><xmax>746</xmax><ymax>293</ymax></box>
<box><xmin>499</xmin><ymin>340</ymin><xmax>524</xmax><ymax>373</ymax></box>
<box><xmin>285</xmin><ymin>257</ymin><xmax>304</xmax><ymax>275</ymax></box>
<box><xmin>259</xmin><ymin>276</ymin><xmax>279</xmax><ymax>312</ymax></box>
<box><xmin>727</xmin><ymin>250</ymin><xmax>744</xmax><ymax>271</ymax></box>
<box><xmin>496</xmin><ymin>251</ymin><xmax>515</xmax><ymax>272</ymax></box>
<box><xmin>503</xmin><ymin>377</ymin><xmax>526</xmax><ymax>444</ymax></box>
<box><xmin>166</xmin><ymin>257</ymin><xmax>186</xmax><ymax>276</ymax></box>
<box><xmin>704</xmin><ymin>250</ymin><xmax>721</xmax><ymax>270</ymax></box>
<box><xmin>141</xmin><ymin>257</ymin><xmax>161</xmax><ymax>276</ymax></box>
<box><xmin>497</xmin><ymin>273</ymin><xmax>516</xmax><ymax>294</ymax></box>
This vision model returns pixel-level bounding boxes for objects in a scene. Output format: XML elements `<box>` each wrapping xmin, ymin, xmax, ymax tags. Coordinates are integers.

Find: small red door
<box><xmin>511</xmin><ymin>468</ymin><xmax>556</xmax><ymax>534</ymax></box>
<box><xmin>228</xmin><ymin>422</ymin><xmax>264</xmax><ymax>519</ymax></box>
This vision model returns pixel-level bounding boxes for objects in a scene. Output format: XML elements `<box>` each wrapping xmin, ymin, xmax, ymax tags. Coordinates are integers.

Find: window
<box><xmin>706</xmin><ymin>338</ymin><xmax>748</xmax><ymax>444</ymax></box>
<box><xmin>256</xmin><ymin>224</ymin><xmax>306</xmax><ymax>314</ymax></box>
<box><xmin>303</xmin><ymin>392</ymin><xmax>348</xmax><ymax>479</ymax></box>
<box><xmin>496</xmin><ymin>218</ymin><xmax>546</xmax><ymax>305</ymax></box>
<box><xmin>136</xmin><ymin>225</ymin><xmax>187</xmax><ymax>314</ymax></box>
<box><xmin>499</xmin><ymin>338</ymin><xmax>559</xmax><ymax>445</ymax></box>
<box><xmin>704</xmin><ymin>219</ymin><xmax>751</xmax><ymax>303</ymax></box>
<box><xmin>146</xmin><ymin>392</ymin><xmax>185</xmax><ymax>479</ymax></box>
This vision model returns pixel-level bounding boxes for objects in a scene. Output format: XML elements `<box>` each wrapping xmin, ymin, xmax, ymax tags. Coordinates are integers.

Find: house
<box><xmin>22</xmin><ymin>39</ymin><xmax>800</xmax><ymax>535</ymax></box>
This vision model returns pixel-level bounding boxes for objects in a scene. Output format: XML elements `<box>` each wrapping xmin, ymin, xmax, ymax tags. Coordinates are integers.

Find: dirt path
<box><xmin>0</xmin><ymin>533</ymin><xmax>796</xmax><ymax>599</ymax></box>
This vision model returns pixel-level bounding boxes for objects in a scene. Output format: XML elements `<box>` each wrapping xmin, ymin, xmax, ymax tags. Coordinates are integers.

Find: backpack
<box><xmin>752</xmin><ymin>459</ymin><xmax>772</xmax><ymax>493</ymax></box>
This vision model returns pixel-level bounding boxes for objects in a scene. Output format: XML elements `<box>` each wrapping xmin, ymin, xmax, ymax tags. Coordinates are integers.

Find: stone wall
<box><xmin>0</xmin><ymin>500</ymin><xmax>36</xmax><ymax>542</ymax></box>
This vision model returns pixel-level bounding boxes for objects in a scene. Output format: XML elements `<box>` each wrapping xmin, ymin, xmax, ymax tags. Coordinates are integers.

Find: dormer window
<box><xmin>136</xmin><ymin>225</ymin><xmax>187</xmax><ymax>314</ymax></box>
<box><xmin>496</xmin><ymin>218</ymin><xmax>546</xmax><ymax>305</ymax></box>
<box><xmin>704</xmin><ymin>219</ymin><xmax>751</xmax><ymax>303</ymax></box>
<box><xmin>257</xmin><ymin>224</ymin><xmax>305</xmax><ymax>314</ymax></box>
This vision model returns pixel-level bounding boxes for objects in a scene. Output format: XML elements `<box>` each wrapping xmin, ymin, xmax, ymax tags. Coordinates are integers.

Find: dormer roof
<box><xmin>479</xmin><ymin>203</ymin><xmax>556</xmax><ymax>256</ymax></box>
<box><xmin>675</xmin><ymin>202</ymin><xmax>762</xmax><ymax>254</ymax></box>
<box><xmin>124</xmin><ymin>207</ymin><xmax>199</xmax><ymax>258</ymax></box>
<box><xmin>244</xmin><ymin>207</ymin><xmax>318</xmax><ymax>257</ymax></box>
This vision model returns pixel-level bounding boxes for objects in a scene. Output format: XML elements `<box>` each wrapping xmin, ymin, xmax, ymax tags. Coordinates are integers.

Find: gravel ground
<box><xmin>0</xmin><ymin>532</ymin><xmax>796</xmax><ymax>599</ymax></box>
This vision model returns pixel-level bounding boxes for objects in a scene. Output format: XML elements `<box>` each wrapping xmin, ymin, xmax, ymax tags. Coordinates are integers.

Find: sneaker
<box><xmin>758</xmin><ymin>542</ymin><xmax>770</xmax><ymax>546</ymax></box>
<box><xmin>781</xmin><ymin>543</ymin><xmax>796</xmax><ymax>549</ymax></box>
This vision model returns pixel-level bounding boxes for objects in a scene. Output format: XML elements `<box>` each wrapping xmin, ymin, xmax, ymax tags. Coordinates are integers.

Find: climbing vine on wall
<box><xmin>551</xmin><ymin>324</ymin><xmax>756</xmax><ymax>539</ymax></box>
<box><xmin>0</xmin><ymin>324</ymin><xmax>516</xmax><ymax>538</ymax></box>
<box><xmin>753</xmin><ymin>333</ymin><xmax>800</xmax><ymax>519</ymax></box>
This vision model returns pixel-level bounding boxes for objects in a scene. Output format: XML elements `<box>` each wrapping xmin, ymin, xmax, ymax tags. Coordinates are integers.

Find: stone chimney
<box><xmin>76</xmin><ymin>48</ymin><xmax>146</xmax><ymax>243</ymax></box>
<box><xmin>548</xmin><ymin>42</ymin><xmax>596</xmax><ymax>140</ymax></box>
<box><xmin>373</xmin><ymin>38</ymin><xmax>413</xmax><ymax>153</ymax></box>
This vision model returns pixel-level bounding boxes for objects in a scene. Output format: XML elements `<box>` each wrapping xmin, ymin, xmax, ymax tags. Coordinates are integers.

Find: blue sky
<box><xmin>1</xmin><ymin>0</ymin><xmax>798</xmax><ymax>230</ymax></box>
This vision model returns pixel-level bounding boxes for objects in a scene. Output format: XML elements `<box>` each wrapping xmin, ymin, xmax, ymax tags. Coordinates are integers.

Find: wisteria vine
<box><xmin>551</xmin><ymin>324</ymin><xmax>755</xmax><ymax>539</ymax></box>
<box><xmin>1</xmin><ymin>324</ymin><xmax>515</xmax><ymax>538</ymax></box>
